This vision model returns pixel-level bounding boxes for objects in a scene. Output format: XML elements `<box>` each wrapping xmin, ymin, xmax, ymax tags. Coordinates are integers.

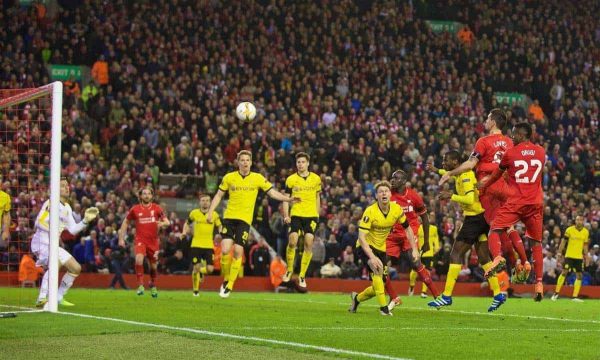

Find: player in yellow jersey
<box><xmin>207</xmin><ymin>150</ymin><xmax>299</xmax><ymax>298</ymax></box>
<box><xmin>182</xmin><ymin>193</ymin><xmax>222</xmax><ymax>296</ymax></box>
<box><xmin>348</xmin><ymin>181</ymin><xmax>419</xmax><ymax>316</ymax></box>
<box><xmin>281</xmin><ymin>152</ymin><xmax>322</xmax><ymax>289</ymax></box>
<box><xmin>426</xmin><ymin>151</ymin><xmax>506</xmax><ymax>312</ymax></box>
<box><xmin>411</xmin><ymin>212</ymin><xmax>440</xmax><ymax>298</ymax></box>
<box><xmin>0</xmin><ymin>187</ymin><xmax>11</xmax><ymax>244</ymax></box>
<box><xmin>551</xmin><ymin>215</ymin><xmax>589</xmax><ymax>302</ymax></box>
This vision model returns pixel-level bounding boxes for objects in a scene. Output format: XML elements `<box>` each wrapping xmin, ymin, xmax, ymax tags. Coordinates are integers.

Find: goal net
<box><xmin>0</xmin><ymin>82</ymin><xmax>63</xmax><ymax>314</ymax></box>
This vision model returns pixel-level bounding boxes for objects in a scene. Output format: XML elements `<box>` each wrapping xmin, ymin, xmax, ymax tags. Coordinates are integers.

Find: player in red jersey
<box><xmin>479</xmin><ymin>122</ymin><xmax>546</xmax><ymax>301</ymax></box>
<box><xmin>385</xmin><ymin>170</ymin><xmax>439</xmax><ymax>311</ymax></box>
<box><xmin>119</xmin><ymin>186</ymin><xmax>170</xmax><ymax>297</ymax></box>
<box><xmin>439</xmin><ymin>109</ymin><xmax>529</xmax><ymax>278</ymax></box>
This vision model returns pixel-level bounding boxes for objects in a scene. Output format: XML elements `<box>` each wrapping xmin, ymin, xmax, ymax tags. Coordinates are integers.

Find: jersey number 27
<box><xmin>514</xmin><ymin>159</ymin><xmax>543</xmax><ymax>184</ymax></box>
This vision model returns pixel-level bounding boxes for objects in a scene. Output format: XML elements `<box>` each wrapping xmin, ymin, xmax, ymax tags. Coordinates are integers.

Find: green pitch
<box><xmin>1</xmin><ymin>288</ymin><xmax>599</xmax><ymax>359</ymax></box>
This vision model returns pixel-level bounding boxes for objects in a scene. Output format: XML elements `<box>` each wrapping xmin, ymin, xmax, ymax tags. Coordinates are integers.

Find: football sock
<box><xmin>357</xmin><ymin>286</ymin><xmax>375</xmax><ymax>302</ymax></box>
<box><xmin>531</xmin><ymin>243</ymin><xmax>543</xmax><ymax>283</ymax></box>
<box><xmin>192</xmin><ymin>272</ymin><xmax>200</xmax><ymax>292</ymax></box>
<box><xmin>286</xmin><ymin>245</ymin><xmax>296</xmax><ymax>273</ymax></box>
<box><xmin>57</xmin><ymin>272</ymin><xmax>77</xmax><ymax>302</ymax></box>
<box><xmin>444</xmin><ymin>264</ymin><xmax>461</xmax><ymax>297</ymax></box>
<box><xmin>135</xmin><ymin>264</ymin><xmax>144</xmax><ymax>286</ymax></box>
<box><xmin>384</xmin><ymin>276</ymin><xmax>398</xmax><ymax>299</ymax></box>
<box><xmin>416</xmin><ymin>264</ymin><xmax>439</xmax><ymax>297</ymax></box>
<box><xmin>508</xmin><ymin>230</ymin><xmax>528</xmax><ymax>264</ymax></box>
<box><xmin>221</xmin><ymin>253</ymin><xmax>231</xmax><ymax>281</ymax></box>
<box><xmin>573</xmin><ymin>278</ymin><xmax>582</xmax><ymax>298</ymax></box>
<box><xmin>409</xmin><ymin>269</ymin><xmax>417</xmax><ymax>288</ymax></box>
<box><xmin>482</xmin><ymin>262</ymin><xmax>501</xmax><ymax>296</ymax></box>
<box><xmin>299</xmin><ymin>251</ymin><xmax>312</xmax><ymax>278</ymax></box>
<box><xmin>372</xmin><ymin>274</ymin><xmax>386</xmax><ymax>307</ymax></box>
<box><xmin>487</xmin><ymin>231</ymin><xmax>502</xmax><ymax>259</ymax></box>
<box><xmin>555</xmin><ymin>273</ymin><xmax>566</xmax><ymax>294</ymax></box>
<box><xmin>226</xmin><ymin>257</ymin><xmax>243</xmax><ymax>290</ymax></box>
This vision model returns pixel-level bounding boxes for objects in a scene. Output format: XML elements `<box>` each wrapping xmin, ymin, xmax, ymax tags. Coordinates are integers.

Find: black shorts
<box><xmin>221</xmin><ymin>219</ymin><xmax>251</xmax><ymax>245</ymax></box>
<box><xmin>564</xmin><ymin>257</ymin><xmax>584</xmax><ymax>272</ymax></box>
<box><xmin>456</xmin><ymin>213</ymin><xmax>490</xmax><ymax>245</ymax></box>
<box><xmin>190</xmin><ymin>248</ymin><xmax>214</xmax><ymax>265</ymax></box>
<box><xmin>289</xmin><ymin>216</ymin><xmax>319</xmax><ymax>235</ymax></box>
<box><xmin>421</xmin><ymin>256</ymin><xmax>434</xmax><ymax>269</ymax></box>
<box><xmin>356</xmin><ymin>246</ymin><xmax>388</xmax><ymax>279</ymax></box>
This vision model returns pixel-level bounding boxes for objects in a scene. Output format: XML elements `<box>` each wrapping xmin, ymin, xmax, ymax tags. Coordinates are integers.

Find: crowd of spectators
<box><xmin>1</xmin><ymin>0</ymin><xmax>599</xmax><ymax>286</ymax></box>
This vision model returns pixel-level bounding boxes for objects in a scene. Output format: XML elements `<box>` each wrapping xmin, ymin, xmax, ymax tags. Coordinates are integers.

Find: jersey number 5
<box><xmin>514</xmin><ymin>159</ymin><xmax>543</xmax><ymax>184</ymax></box>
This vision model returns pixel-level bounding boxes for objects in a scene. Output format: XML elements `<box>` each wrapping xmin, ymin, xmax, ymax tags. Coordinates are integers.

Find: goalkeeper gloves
<box><xmin>83</xmin><ymin>207</ymin><xmax>99</xmax><ymax>224</ymax></box>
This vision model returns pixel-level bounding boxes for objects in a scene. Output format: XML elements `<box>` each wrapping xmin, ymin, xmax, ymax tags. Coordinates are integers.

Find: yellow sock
<box><xmin>357</xmin><ymin>286</ymin><xmax>375</xmax><ymax>302</ymax></box>
<box><xmin>444</xmin><ymin>264</ymin><xmax>461</xmax><ymax>297</ymax></box>
<box><xmin>555</xmin><ymin>273</ymin><xmax>566</xmax><ymax>294</ymax></box>
<box><xmin>286</xmin><ymin>245</ymin><xmax>296</xmax><ymax>273</ymax></box>
<box><xmin>482</xmin><ymin>262</ymin><xmax>500</xmax><ymax>296</ymax></box>
<box><xmin>226</xmin><ymin>257</ymin><xmax>243</xmax><ymax>290</ymax></box>
<box><xmin>573</xmin><ymin>278</ymin><xmax>582</xmax><ymax>298</ymax></box>
<box><xmin>421</xmin><ymin>282</ymin><xmax>428</xmax><ymax>295</ymax></box>
<box><xmin>372</xmin><ymin>274</ymin><xmax>386</xmax><ymax>307</ymax></box>
<box><xmin>200</xmin><ymin>266</ymin><xmax>207</xmax><ymax>275</ymax></box>
<box><xmin>299</xmin><ymin>251</ymin><xmax>312</xmax><ymax>278</ymax></box>
<box><xmin>409</xmin><ymin>269</ymin><xmax>417</xmax><ymax>287</ymax></box>
<box><xmin>192</xmin><ymin>272</ymin><xmax>200</xmax><ymax>291</ymax></box>
<box><xmin>221</xmin><ymin>253</ymin><xmax>231</xmax><ymax>281</ymax></box>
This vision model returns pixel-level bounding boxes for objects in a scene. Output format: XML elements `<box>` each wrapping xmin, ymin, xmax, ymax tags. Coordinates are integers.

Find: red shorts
<box><xmin>386</xmin><ymin>233</ymin><xmax>418</xmax><ymax>258</ymax></box>
<box><xmin>135</xmin><ymin>241</ymin><xmax>159</xmax><ymax>263</ymax></box>
<box><xmin>491</xmin><ymin>203</ymin><xmax>543</xmax><ymax>242</ymax></box>
<box><xmin>480</xmin><ymin>178</ymin><xmax>511</xmax><ymax>224</ymax></box>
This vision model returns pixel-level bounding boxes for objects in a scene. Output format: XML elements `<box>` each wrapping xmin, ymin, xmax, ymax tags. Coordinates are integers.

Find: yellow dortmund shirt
<box><xmin>219</xmin><ymin>171</ymin><xmax>273</xmax><ymax>225</ymax></box>
<box><xmin>285</xmin><ymin>172</ymin><xmax>321</xmax><ymax>218</ymax></box>
<box><xmin>418</xmin><ymin>224</ymin><xmax>439</xmax><ymax>257</ymax></box>
<box><xmin>439</xmin><ymin>169</ymin><xmax>484</xmax><ymax>216</ymax></box>
<box><xmin>358</xmin><ymin>202</ymin><xmax>407</xmax><ymax>252</ymax></box>
<box><xmin>188</xmin><ymin>209</ymin><xmax>221</xmax><ymax>249</ymax></box>
<box><xmin>0</xmin><ymin>191</ymin><xmax>10</xmax><ymax>227</ymax></box>
<box><xmin>564</xmin><ymin>226</ymin><xmax>589</xmax><ymax>260</ymax></box>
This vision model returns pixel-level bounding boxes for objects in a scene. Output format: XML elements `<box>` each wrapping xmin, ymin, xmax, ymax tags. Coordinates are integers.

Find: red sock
<box><xmin>135</xmin><ymin>264</ymin><xmax>144</xmax><ymax>286</ymax></box>
<box><xmin>508</xmin><ymin>230</ymin><xmax>528</xmax><ymax>264</ymax></box>
<box><xmin>531</xmin><ymin>242</ymin><xmax>543</xmax><ymax>283</ymax></box>
<box><xmin>487</xmin><ymin>231</ymin><xmax>502</xmax><ymax>259</ymax></box>
<box><xmin>149</xmin><ymin>267</ymin><xmax>157</xmax><ymax>287</ymax></box>
<box><xmin>384</xmin><ymin>276</ymin><xmax>398</xmax><ymax>299</ymax></box>
<box><xmin>500</xmin><ymin>233</ymin><xmax>517</xmax><ymax>267</ymax></box>
<box><xmin>416</xmin><ymin>264</ymin><xmax>439</xmax><ymax>297</ymax></box>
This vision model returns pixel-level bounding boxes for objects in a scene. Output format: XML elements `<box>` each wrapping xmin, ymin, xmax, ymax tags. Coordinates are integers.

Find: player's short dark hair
<box><xmin>375</xmin><ymin>180</ymin><xmax>392</xmax><ymax>191</ymax></box>
<box><xmin>514</xmin><ymin>122</ymin><xmax>533</xmax><ymax>139</ymax></box>
<box><xmin>489</xmin><ymin>108</ymin><xmax>507</xmax><ymax>130</ymax></box>
<box><xmin>198</xmin><ymin>193</ymin><xmax>210</xmax><ymax>199</ymax></box>
<box><xmin>444</xmin><ymin>150</ymin><xmax>461</xmax><ymax>163</ymax></box>
<box><xmin>295</xmin><ymin>152</ymin><xmax>310</xmax><ymax>162</ymax></box>
<box><xmin>237</xmin><ymin>150</ymin><xmax>252</xmax><ymax>161</ymax></box>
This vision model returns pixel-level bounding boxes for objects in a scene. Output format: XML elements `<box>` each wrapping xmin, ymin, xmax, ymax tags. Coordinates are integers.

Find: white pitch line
<box><xmin>228</xmin><ymin>326</ymin><xmax>600</xmax><ymax>333</ymax></box>
<box><xmin>260</xmin><ymin>297</ymin><xmax>600</xmax><ymax>325</ymax></box>
<box><xmin>0</xmin><ymin>309</ymin><xmax>43</xmax><ymax>314</ymax></box>
<box><xmin>0</xmin><ymin>304</ymin><xmax>37</xmax><ymax>311</ymax></box>
<box><xmin>57</xmin><ymin>311</ymin><xmax>412</xmax><ymax>360</ymax></box>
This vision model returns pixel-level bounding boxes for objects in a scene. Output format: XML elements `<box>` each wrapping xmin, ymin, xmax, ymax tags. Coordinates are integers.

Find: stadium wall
<box><xmin>2</xmin><ymin>272</ymin><xmax>600</xmax><ymax>298</ymax></box>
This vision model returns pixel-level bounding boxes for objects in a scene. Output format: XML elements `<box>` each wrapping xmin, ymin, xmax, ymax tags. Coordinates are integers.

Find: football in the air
<box><xmin>236</xmin><ymin>102</ymin><xmax>257</xmax><ymax>122</ymax></box>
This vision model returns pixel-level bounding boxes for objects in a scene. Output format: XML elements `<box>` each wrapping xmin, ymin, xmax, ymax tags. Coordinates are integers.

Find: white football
<box><xmin>236</xmin><ymin>102</ymin><xmax>257</xmax><ymax>122</ymax></box>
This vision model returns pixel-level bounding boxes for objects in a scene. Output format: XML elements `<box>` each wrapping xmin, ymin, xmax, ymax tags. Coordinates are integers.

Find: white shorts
<box><xmin>30</xmin><ymin>233</ymin><xmax>73</xmax><ymax>268</ymax></box>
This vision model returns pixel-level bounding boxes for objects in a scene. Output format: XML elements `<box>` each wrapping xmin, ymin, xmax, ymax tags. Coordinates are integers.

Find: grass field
<box><xmin>1</xmin><ymin>288</ymin><xmax>599</xmax><ymax>360</ymax></box>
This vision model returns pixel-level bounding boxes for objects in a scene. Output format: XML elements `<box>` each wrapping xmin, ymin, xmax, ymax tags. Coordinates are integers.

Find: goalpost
<box><xmin>0</xmin><ymin>82</ymin><xmax>63</xmax><ymax>313</ymax></box>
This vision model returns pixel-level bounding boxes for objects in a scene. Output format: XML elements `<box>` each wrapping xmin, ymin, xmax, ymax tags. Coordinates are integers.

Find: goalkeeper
<box><xmin>32</xmin><ymin>178</ymin><xmax>99</xmax><ymax>308</ymax></box>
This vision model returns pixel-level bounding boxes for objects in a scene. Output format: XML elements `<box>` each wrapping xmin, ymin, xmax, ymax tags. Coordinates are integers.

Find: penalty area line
<box><xmin>57</xmin><ymin>311</ymin><xmax>412</xmax><ymax>360</ymax></box>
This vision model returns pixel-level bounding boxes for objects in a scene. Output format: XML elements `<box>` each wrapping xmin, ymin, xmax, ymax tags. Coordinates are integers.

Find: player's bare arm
<box><xmin>118</xmin><ymin>218</ymin><xmax>130</xmax><ymax>247</ymax></box>
<box><xmin>358</xmin><ymin>231</ymin><xmax>383</xmax><ymax>274</ymax></box>
<box><xmin>206</xmin><ymin>189</ymin><xmax>225</xmax><ymax>223</ymax></box>
<box><xmin>266</xmin><ymin>188</ymin><xmax>301</xmax><ymax>203</ymax></box>
<box><xmin>439</xmin><ymin>157</ymin><xmax>478</xmax><ymax>185</ymax></box>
